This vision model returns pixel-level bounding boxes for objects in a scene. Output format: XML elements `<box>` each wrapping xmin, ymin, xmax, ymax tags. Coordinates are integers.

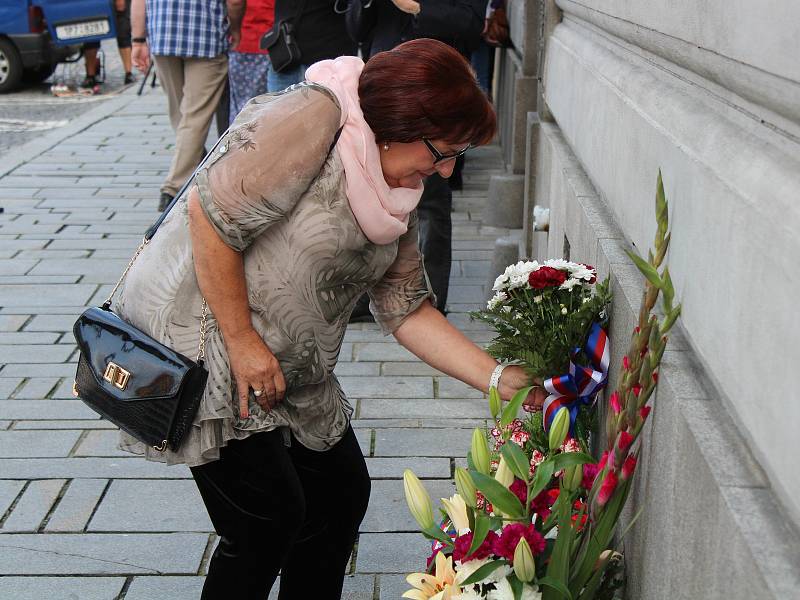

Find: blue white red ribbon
<box><xmin>542</xmin><ymin>322</ymin><xmax>610</xmax><ymax>434</ymax></box>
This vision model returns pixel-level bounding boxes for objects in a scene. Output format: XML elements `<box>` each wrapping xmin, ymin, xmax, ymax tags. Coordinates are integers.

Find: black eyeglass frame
<box><xmin>422</xmin><ymin>138</ymin><xmax>472</xmax><ymax>164</ymax></box>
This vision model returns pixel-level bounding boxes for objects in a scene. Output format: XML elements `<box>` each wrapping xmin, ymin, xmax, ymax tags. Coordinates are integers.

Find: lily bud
<box><xmin>495</xmin><ymin>456</ymin><xmax>514</xmax><ymax>489</ymax></box>
<box><xmin>455</xmin><ymin>467</ymin><xmax>477</xmax><ymax>508</ymax></box>
<box><xmin>621</xmin><ymin>455</ymin><xmax>637</xmax><ymax>481</ymax></box>
<box><xmin>548</xmin><ymin>407</ymin><xmax>570</xmax><ymax>452</ymax></box>
<box><xmin>564</xmin><ymin>464</ymin><xmax>583</xmax><ymax>492</ymax></box>
<box><xmin>513</xmin><ymin>537</ymin><xmax>536</xmax><ymax>583</ymax></box>
<box><xmin>403</xmin><ymin>469</ymin><xmax>434</xmax><ymax>530</ymax></box>
<box><xmin>471</xmin><ymin>428</ymin><xmax>491</xmax><ymax>475</ymax></box>
<box><xmin>488</xmin><ymin>386</ymin><xmax>501</xmax><ymax>420</ymax></box>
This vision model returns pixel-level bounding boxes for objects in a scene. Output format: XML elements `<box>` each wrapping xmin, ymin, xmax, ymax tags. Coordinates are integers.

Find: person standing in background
<box><xmin>81</xmin><ymin>0</ymin><xmax>135</xmax><ymax>89</ymax></box>
<box><xmin>228</xmin><ymin>0</ymin><xmax>276</xmax><ymax>125</ymax></box>
<box><xmin>266</xmin><ymin>0</ymin><xmax>357</xmax><ymax>92</ymax></box>
<box><xmin>131</xmin><ymin>0</ymin><xmax>245</xmax><ymax>211</ymax></box>
<box><xmin>346</xmin><ymin>0</ymin><xmax>486</xmax><ymax>319</ymax></box>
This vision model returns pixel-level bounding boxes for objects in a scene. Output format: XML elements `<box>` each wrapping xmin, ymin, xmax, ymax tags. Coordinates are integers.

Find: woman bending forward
<box><xmin>115</xmin><ymin>38</ymin><xmax>546</xmax><ymax>600</ymax></box>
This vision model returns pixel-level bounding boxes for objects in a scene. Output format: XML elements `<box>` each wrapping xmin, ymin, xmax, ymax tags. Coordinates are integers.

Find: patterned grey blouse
<box><xmin>115</xmin><ymin>83</ymin><xmax>434</xmax><ymax>467</ymax></box>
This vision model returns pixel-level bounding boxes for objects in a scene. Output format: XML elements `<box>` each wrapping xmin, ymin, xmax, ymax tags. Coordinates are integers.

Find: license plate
<box><xmin>55</xmin><ymin>19</ymin><xmax>110</xmax><ymax>41</ymax></box>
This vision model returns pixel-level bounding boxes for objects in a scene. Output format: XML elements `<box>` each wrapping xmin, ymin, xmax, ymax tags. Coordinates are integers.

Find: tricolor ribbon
<box><xmin>542</xmin><ymin>322</ymin><xmax>610</xmax><ymax>434</ymax></box>
<box><xmin>430</xmin><ymin>518</ymin><xmax>457</xmax><ymax>556</ymax></box>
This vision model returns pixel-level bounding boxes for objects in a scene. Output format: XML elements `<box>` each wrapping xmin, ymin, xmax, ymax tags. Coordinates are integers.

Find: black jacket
<box><xmin>275</xmin><ymin>0</ymin><xmax>358</xmax><ymax>64</ymax></box>
<box><xmin>346</xmin><ymin>0</ymin><xmax>486</xmax><ymax>57</ymax></box>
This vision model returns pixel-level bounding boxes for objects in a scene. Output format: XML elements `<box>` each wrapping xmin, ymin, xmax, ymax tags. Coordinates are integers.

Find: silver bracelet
<box><xmin>488</xmin><ymin>363</ymin><xmax>507</xmax><ymax>393</ymax></box>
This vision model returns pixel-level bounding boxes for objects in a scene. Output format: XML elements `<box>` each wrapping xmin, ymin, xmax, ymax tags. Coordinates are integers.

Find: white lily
<box><xmin>440</xmin><ymin>494</ymin><xmax>470</xmax><ymax>535</ymax></box>
<box><xmin>495</xmin><ymin>456</ymin><xmax>515</xmax><ymax>489</ymax></box>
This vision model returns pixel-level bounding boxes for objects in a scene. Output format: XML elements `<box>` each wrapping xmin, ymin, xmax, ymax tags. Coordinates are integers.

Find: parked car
<box><xmin>0</xmin><ymin>0</ymin><xmax>117</xmax><ymax>93</ymax></box>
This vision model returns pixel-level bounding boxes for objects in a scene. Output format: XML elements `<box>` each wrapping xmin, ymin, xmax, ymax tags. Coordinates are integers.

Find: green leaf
<box><xmin>550</xmin><ymin>451</ymin><xmax>594</xmax><ymax>472</ymax></box>
<box><xmin>501</xmin><ymin>441</ymin><xmax>531</xmax><ymax>483</ymax></box>
<box><xmin>625</xmin><ymin>250</ymin><xmax>662</xmax><ymax>289</ymax></box>
<box><xmin>467</xmin><ymin>513</ymin><xmax>490</xmax><ymax>557</ymax></box>
<box><xmin>421</xmin><ymin>524</ymin><xmax>454</xmax><ymax>547</ymax></box>
<box><xmin>501</xmin><ymin>386</ymin><xmax>534</xmax><ymax>427</ymax></box>
<box><xmin>489</xmin><ymin>385</ymin><xmax>502</xmax><ymax>419</ymax></box>
<box><xmin>660</xmin><ymin>305</ymin><xmax>682</xmax><ymax>334</ymax></box>
<box><xmin>510</xmin><ymin>575</ymin><xmax>524</xmax><ymax>600</ymax></box>
<box><xmin>528</xmin><ymin>459</ymin><xmax>556</xmax><ymax>501</ymax></box>
<box><xmin>538</xmin><ymin>576</ymin><xmax>574</xmax><ymax>600</ymax></box>
<box><xmin>460</xmin><ymin>559</ymin><xmax>508</xmax><ymax>586</ymax></box>
<box><xmin>469</xmin><ymin>470</ymin><xmax>525</xmax><ymax>518</ymax></box>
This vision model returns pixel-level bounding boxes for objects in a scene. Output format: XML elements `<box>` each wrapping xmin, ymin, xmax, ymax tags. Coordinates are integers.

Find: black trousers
<box><xmin>417</xmin><ymin>172</ymin><xmax>453</xmax><ymax>313</ymax></box>
<box><xmin>190</xmin><ymin>426</ymin><xmax>371</xmax><ymax>600</ymax></box>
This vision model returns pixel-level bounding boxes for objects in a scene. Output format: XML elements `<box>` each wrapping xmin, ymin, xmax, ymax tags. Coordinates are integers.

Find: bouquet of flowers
<box><xmin>402</xmin><ymin>172</ymin><xmax>681</xmax><ymax>600</ymax></box>
<box><xmin>473</xmin><ymin>257</ymin><xmax>611</xmax><ymax>447</ymax></box>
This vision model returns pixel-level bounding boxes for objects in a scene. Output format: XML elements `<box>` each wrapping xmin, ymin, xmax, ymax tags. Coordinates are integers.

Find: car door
<box><xmin>37</xmin><ymin>0</ymin><xmax>117</xmax><ymax>47</ymax></box>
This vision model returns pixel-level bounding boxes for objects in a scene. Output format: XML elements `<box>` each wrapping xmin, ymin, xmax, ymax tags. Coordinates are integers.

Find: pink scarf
<box><xmin>305</xmin><ymin>57</ymin><xmax>423</xmax><ymax>245</ymax></box>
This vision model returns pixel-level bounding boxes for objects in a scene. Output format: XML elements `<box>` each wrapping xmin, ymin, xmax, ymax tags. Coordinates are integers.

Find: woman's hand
<box><xmin>224</xmin><ymin>329</ymin><xmax>286</xmax><ymax>418</ymax></box>
<box><xmin>391</xmin><ymin>0</ymin><xmax>421</xmax><ymax>15</ymax></box>
<box><xmin>497</xmin><ymin>365</ymin><xmax>547</xmax><ymax>410</ymax></box>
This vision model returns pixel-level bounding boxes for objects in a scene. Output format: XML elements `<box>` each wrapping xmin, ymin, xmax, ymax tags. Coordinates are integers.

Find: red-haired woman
<box><xmin>114</xmin><ymin>38</ymin><xmax>546</xmax><ymax>599</ymax></box>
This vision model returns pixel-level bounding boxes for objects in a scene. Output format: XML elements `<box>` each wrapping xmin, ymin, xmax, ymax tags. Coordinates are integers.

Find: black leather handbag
<box><xmin>260</xmin><ymin>0</ymin><xmax>309</xmax><ymax>73</ymax></box>
<box><xmin>70</xmin><ymin>138</ymin><xmax>224</xmax><ymax>452</ymax></box>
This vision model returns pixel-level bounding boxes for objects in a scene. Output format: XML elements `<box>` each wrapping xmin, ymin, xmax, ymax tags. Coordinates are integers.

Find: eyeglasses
<box><xmin>422</xmin><ymin>138</ymin><xmax>472</xmax><ymax>164</ymax></box>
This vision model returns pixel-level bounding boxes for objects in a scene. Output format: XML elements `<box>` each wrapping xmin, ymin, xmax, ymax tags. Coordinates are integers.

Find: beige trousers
<box><xmin>154</xmin><ymin>54</ymin><xmax>228</xmax><ymax>196</ymax></box>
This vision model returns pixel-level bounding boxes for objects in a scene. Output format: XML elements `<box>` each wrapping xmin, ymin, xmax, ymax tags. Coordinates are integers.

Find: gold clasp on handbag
<box><xmin>103</xmin><ymin>362</ymin><xmax>131</xmax><ymax>390</ymax></box>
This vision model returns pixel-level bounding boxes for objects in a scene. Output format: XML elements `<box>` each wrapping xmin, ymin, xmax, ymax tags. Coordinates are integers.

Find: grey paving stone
<box><xmin>0</xmin><ymin>377</ymin><xmax>23</xmax><ymax>398</ymax></box>
<box><xmin>355</xmin><ymin>533</ymin><xmax>431</xmax><ymax>574</ymax></box>
<box><xmin>381</xmin><ymin>363</ymin><xmax>445</xmax><ymax>376</ymax></box>
<box><xmin>0</xmin><ymin>576</ymin><xmax>125</xmax><ymax>600</ymax></box>
<box><xmin>1</xmin><ymin>363</ymin><xmax>77</xmax><ymax>377</ymax></box>
<box><xmin>0</xmin><ymin>430</ymin><xmax>80</xmax><ymax>458</ymax></box>
<box><xmin>12</xmin><ymin>376</ymin><xmax>59</xmax><ymax>398</ymax></box>
<box><xmin>28</xmin><ymin>259</ymin><xmax>128</xmax><ymax>282</ymax></box>
<box><xmin>52</xmin><ymin>378</ymin><xmax>78</xmax><ymax>399</ymax></box>
<box><xmin>0</xmin><ymin>457</ymin><xmax>191</xmax><ymax>479</ymax></box>
<box><xmin>339</xmin><ymin>376</ymin><xmax>433</xmax><ymax>399</ymax></box>
<box><xmin>12</xmin><ymin>419</ymin><xmax>114</xmax><ymax>430</ymax></box>
<box><xmin>365</xmin><ymin>457</ymin><xmax>450</xmax><ymax>479</ymax></box>
<box><xmin>0</xmin><ymin>400</ymin><xmax>98</xmax><ymax>420</ymax></box>
<box><xmin>436</xmin><ymin>377</ymin><xmax>484</xmax><ymax>399</ymax></box>
<box><xmin>0</xmin><ymin>315</ymin><xmax>28</xmax><ymax>331</ymax></box>
<box><xmin>74</xmin><ymin>430</ymin><xmax>130</xmax><ymax>457</ymax></box>
<box><xmin>362</xmin><ymin>480</ymin><xmax>455</xmax><ymax>533</ymax></box>
<box><xmin>0</xmin><ymin>420</ymin><xmax>9</xmax><ymax>429</ymax></box>
<box><xmin>374</xmin><ymin>428</ymin><xmax>473</xmax><ymax>457</ymax></box>
<box><xmin>380</xmin><ymin>574</ymin><xmax>413</xmax><ymax>600</ymax></box>
<box><xmin>353</xmin><ymin>343</ymin><xmax>417</xmax><ymax>362</ymax></box>
<box><xmin>88</xmin><ymin>480</ymin><xmax>212</xmax><ymax>532</ymax></box>
<box><xmin>0</xmin><ymin>344</ymin><xmax>73</xmax><ymax>364</ymax></box>
<box><xmin>125</xmin><ymin>576</ymin><xmax>205</xmax><ymax>600</ymax></box>
<box><xmin>0</xmin><ymin>259</ymin><xmax>38</xmax><ymax>275</ymax></box>
<box><xmin>334</xmin><ymin>362</ymin><xmax>381</xmax><ymax>376</ymax></box>
<box><xmin>356</xmin><ymin>428</ymin><xmax>372</xmax><ymax>456</ymax></box>
<box><xmin>45</xmin><ymin>478</ymin><xmax>108</xmax><ymax>532</ymax></box>
<box><xmin>359</xmin><ymin>398</ymin><xmax>489</xmax><ymax>420</ymax></box>
<box><xmin>0</xmin><ymin>480</ymin><xmax>25</xmax><ymax>517</ymax></box>
<box><xmin>2</xmin><ymin>479</ymin><xmax>66</xmax><ymax>532</ymax></box>
<box><xmin>0</xmin><ymin>533</ymin><xmax>208</xmax><ymax>574</ymax></box>
<box><xmin>0</xmin><ymin>284</ymin><xmax>96</xmax><ymax>307</ymax></box>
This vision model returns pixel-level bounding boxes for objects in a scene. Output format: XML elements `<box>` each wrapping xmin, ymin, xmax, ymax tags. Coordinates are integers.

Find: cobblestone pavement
<box><xmin>0</xmin><ymin>85</ymin><xmax>509</xmax><ymax>599</ymax></box>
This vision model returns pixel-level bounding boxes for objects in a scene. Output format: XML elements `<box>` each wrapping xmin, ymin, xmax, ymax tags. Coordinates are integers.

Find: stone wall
<box><xmin>490</xmin><ymin>0</ymin><xmax>800</xmax><ymax>597</ymax></box>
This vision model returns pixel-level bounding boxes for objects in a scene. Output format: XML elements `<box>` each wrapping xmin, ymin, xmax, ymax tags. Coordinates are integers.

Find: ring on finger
<box><xmin>253</xmin><ymin>389</ymin><xmax>264</xmax><ymax>397</ymax></box>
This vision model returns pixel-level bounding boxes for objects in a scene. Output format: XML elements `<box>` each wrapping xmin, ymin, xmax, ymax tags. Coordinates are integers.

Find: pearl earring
<box><xmin>383</xmin><ymin>143</ymin><xmax>390</xmax><ymax>151</ymax></box>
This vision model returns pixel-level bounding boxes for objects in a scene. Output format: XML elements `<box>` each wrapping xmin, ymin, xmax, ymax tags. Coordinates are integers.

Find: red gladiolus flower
<box><xmin>652</xmin><ymin>372</ymin><xmax>659</xmax><ymax>383</ymax></box>
<box><xmin>618</xmin><ymin>430</ymin><xmax>634</xmax><ymax>451</ymax></box>
<box><xmin>609</xmin><ymin>391</ymin><xmax>621</xmax><ymax>414</ymax></box>
<box><xmin>571</xmin><ymin>500</ymin><xmax>589</xmax><ymax>530</ymax></box>
<box><xmin>528</xmin><ymin>266</ymin><xmax>567</xmax><ymax>289</ymax></box>
<box><xmin>639</xmin><ymin>405</ymin><xmax>652</xmax><ymax>421</ymax></box>
<box><xmin>621</xmin><ymin>455</ymin><xmax>637</xmax><ymax>480</ymax></box>
<box><xmin>492</xmin><ymin>524</ymin><xmax>546</xmax><ymax>561</ymax></box>
<box><xmin>597</xmin><ymin>470</ymin><xmax>618</xmax><ymax>506</ymax></box>
<box><xmin>597</xmin><ymin>450</ymin><xmax>610</xmax><ymax>471</ymax></box>
<box><xmin>623</xmin><ymin>355</ymin><xmax>631</xmax><ymax>370</ymax></box>
<box><xmin>634</xmin><ymin>326</ymin><xmax>640</xmax><ymax>334</ymax></box>
<box><xmin>453</xmin><ymin>530</ymin><xmax>499</xmax><ymax>563</ymax></box>
<box><xmin>632</xmin><ymin>384</ymin><xmax>642</xmax><ymax>397</ymax></box>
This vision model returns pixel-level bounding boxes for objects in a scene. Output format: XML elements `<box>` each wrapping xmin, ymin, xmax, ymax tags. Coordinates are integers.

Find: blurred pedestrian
<box><xmin>131</xmin><ymin>0</ymin><xmax>245</xmax><ymax>211</ymax></box>
<box><xmin>265</xmin><ymin>0</ymin><xmax>357</xmax><ymax>92</ymax></box>
<box><xmin>228</xmin><ymin>0</ymin><xmax>275</xmax><ymax>125</ymax></box>
<box><xmin>80</xmin><ymin>0</ymin><xmax>135</xmax><ymax>89</ymax></box>
<box><xmin>346</xmin><ymin>0</ymin><xmax>486</xmax><ymax>319</ymax></box>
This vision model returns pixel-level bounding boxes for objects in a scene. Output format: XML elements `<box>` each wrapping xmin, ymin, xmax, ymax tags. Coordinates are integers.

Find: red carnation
<box><xmin>492</xmin><ymin>523</ymin><xmax>546</xmax><ymax>561</ymax></box>
<box><xmin>528</xmin><ymin>266</ymin><xmax>567</xmax><ymax>289</ymax></box>
<box><xmin>510</xmin><ymin>478</ymin><xmax>527</xmax><ymax>505</ymax></box>
<box><xmin>582</xmin><ymin>462</ymin><xmax>601</xmax><ymax>490</ymax></box>
<box><xmin>453</xmin><ymin>530</ymin><xmax>499</xmax><ymax>563</ymax></box>
<box><xmin>531</xmin><ymin>488</ymin><xmax>560</xmax><ymax>520</ymax></box>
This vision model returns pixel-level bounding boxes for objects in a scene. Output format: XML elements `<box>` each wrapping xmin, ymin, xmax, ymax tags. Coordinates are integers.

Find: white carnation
<box><xmin>571</xmin><ymin>265</ymin><xmax>595</xmax><ymax>281</ymax></box>
<box><xmin>559</xmin><ymin>277</ymin><xmax>583</xmax><ymax>291</ymax></box>
<box><xmin>487</xmin><ymin>578</ymin><xmax>514</xmax><ymax>600</ymax></box>
<box><xmin>487</xmin><ymin>291</ymin><xmax>508</xmax><ymax>310</ymax></box>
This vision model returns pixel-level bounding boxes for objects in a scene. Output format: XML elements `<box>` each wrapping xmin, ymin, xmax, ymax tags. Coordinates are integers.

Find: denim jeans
<box><xmin>191</xmin><ymin>426</ymin><xmax>370</xmax><ymax>600</ymax></box>
<box><xmin>267</xmin><ymin>62</ymin><xmax>309</xmax><ymax>93</ymax></box>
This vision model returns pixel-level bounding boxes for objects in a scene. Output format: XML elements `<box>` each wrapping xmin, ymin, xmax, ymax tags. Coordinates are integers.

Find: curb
<box><xmin>0</xmin><ymin>86</ymin><xmax>142</xmax><ymax>180</ymax></box>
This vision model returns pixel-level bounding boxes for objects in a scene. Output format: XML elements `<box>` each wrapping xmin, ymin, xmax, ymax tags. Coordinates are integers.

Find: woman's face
<box><xmin>379</xmin><ymin>138</ymin><xmax>469</xmax><ymax>189</ymax></box>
